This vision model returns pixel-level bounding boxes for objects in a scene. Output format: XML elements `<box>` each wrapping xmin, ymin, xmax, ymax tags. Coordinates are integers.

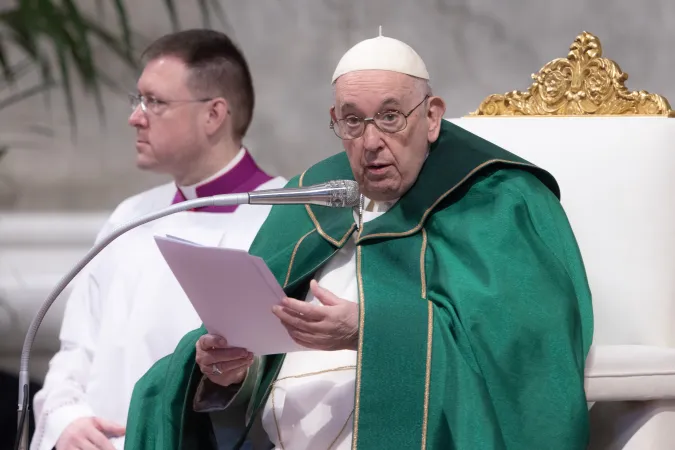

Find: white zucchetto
<box><xmin>331</xmin><ymin>27</ymin><xmax>429</xmax><ymax>83</ymax></box>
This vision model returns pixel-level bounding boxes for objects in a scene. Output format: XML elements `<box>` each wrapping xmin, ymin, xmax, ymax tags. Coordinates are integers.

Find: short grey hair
<box><xmin>331</xmin><ymin>75</ymin><xmax>432</xmax><ymax>103</ymax></box>
<box><xmin>415</xmin><ymin>78</ymin><xmax>432</xmax><ymax>96</ymax></box>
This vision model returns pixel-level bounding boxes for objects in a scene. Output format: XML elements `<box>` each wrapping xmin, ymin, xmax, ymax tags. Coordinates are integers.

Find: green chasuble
<box><xmin>124</xmin><ymin>120</ymin><xmax>593</xmax><ymax>450</ymax></box>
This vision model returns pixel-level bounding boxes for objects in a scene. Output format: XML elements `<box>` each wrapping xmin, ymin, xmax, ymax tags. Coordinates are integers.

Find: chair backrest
<box><xmin>448</xmin><ymin>32</ymin><xmax>675</xmax><ymax>347</ymax></box>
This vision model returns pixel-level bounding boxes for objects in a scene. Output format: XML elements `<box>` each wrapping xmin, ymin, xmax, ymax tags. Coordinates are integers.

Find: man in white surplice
<box><xmin>31</xmin><ymin>29</ymin><xmax>286</xmax><ymax>450</ymax></box>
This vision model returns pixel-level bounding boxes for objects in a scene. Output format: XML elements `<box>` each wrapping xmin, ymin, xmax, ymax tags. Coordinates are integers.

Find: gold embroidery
<box><xmin>352</xmin><ymin>245</ymin><xmax>365</xmax><ymax>449</ymax></box>
<box><xmin>333</xmin><ymin>410</ymin><xmax>355</xmax><ymax>449</ymax></box>
<box><xmin>270</xmin><ymin>366</ymin><xmax>357</xmax><ymax>450</ymax></box>
<box><xmin>255</xmin><ymin>355</ymin><xmax>286</xmax><ymax>433</ymax></box>
<box><xmin>420</xmin><ymin>228</ymin><xmax>432</xmax><ymax>450</ymax></box>
<box><xmin>299</xmin><ymin>170</ymin><xmax>356</xmax><ymax>247</ymax></box>
<box><xmin>271</xmin><ymin>387</ymin><xmax>284</xmax><ymax>449</ymax></box>
<box><xmin>420</xmin><ymin>228</ymin><xmax>428</xmax><ymax>300</ymax></box>
<box><xmin>283</xmin><ymin>229</ymin><xmax>317</xmax><ymax>288</ymax></box>
<box><xmin>357</xmin><ymin>159</ymin><xmax>539</xmax><ymax>242</ymax></box>
<box><xmin>422</xmin><ymin>302</ymin><xmax>433</xmax><ymax>450</ymax></box>
<box><xmin>276</xmin><ymin>365</ymin><xmax>356</xmax><ymax>382</ymax></box>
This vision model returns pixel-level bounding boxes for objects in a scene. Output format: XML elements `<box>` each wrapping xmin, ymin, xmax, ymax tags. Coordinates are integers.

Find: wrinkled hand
<box><xmin>56</xmin><ymin>416</ymin><xmax>124</xmax><ymax>450</ymax></box>
<box><xmin>195</xmin><ymin>334</ymin><xmax>254</xmax><ymax>387</ymax></box>
<box><xmin>272</xmin><ymin>280</ymin><xmax>359</xmax><ymax>351</ymax></box>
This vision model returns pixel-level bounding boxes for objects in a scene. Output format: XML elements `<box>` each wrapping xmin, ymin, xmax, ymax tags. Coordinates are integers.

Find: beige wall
<box><xmin>1</xmin><ymin>0</ymin><xmax>674</xmax><ymax>211</ymax></box>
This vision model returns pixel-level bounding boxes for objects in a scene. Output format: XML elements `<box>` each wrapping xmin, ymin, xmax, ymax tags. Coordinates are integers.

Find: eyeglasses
<box><xmin>330</xmin><ymin>95</ymin><xmax>429</xmax><ymax>140</ymax></box>
<box><xmin>128</xmin><ymin>94</ymin><xmax>213</xmax><ymax>114</ymax></box>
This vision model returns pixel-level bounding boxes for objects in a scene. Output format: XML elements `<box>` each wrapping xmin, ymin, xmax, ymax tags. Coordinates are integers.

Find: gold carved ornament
<box><xmin>470</xmin><ymin>31</ymin><xmax>674</xmax><ymax>117</ymax></box>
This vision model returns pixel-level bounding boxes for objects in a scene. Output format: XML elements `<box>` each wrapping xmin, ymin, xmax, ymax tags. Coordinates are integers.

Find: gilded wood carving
<box><xmin>470</xmin><ymin>32</ymin><xmax>674</xmax><ymax>117</ymax></box>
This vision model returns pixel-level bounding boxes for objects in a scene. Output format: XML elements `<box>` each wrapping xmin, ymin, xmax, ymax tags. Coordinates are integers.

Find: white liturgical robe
<box><xmin>260</xmin><ymin>200</ymin><xmax>392</xmax><ymax>450</ymax></box>
<box><xmin>31</xmin><ymin>151</ymin><xmax>286</xmax><ymax>450</ymax></box>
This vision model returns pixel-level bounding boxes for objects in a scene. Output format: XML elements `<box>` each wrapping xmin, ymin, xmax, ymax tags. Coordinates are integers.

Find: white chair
<box><xmin>448</xmin><ymin>31</ymin><xmax>675</xmax><ymax>449</ymax></box>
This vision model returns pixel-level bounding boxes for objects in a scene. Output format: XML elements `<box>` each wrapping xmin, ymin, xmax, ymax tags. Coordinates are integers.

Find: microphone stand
<box><xmin>15</xmin><ymin>179</ymin><xmax>359</xmax><ymax>450</ymax></box>
<box><xmin>15</xmin><ymin>192</ymin><xmax>247</xmax><ymax>450</ymax></box>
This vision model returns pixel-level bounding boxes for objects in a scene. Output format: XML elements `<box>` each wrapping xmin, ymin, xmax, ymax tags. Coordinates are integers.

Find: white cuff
<box><xmin>31</xmin><ymin>402</ymin><xmax>95</xmax><ymax>450</ymax></box>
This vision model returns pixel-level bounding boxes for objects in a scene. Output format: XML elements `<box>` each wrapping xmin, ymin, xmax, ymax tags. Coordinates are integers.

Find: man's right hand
<box><xmin>56</xmin><ymin>417</ymin><xmax>125</xmax><ymax>450</ymax></box>
<box><xmin>196</xmin><ymin>334</ymin><xmax>254</xmax><ymax>387</ymax></box>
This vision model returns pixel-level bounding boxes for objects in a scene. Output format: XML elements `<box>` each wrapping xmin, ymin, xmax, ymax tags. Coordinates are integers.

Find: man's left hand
<box><xmin>272</xmin><ymin>280</ymin><xmax>358</xmax><ymax>351</ymax></box>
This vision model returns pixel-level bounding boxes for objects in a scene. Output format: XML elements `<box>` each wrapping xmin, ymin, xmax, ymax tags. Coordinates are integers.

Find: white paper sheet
<box><xmin>154</xmin><ymin>235</ymin><xmax>307</xmax><ymax>355</ymax></box>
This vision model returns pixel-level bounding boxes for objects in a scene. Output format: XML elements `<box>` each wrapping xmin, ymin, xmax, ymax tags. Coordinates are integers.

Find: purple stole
<box><xmin>171</xmin><ymin>150</ymin><xmax>273</xmax><ymax>212</ymax></box>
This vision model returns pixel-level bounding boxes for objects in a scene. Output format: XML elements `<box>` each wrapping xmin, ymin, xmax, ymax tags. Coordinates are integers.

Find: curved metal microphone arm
<box><xmin>15</xmin><ymin>192</ymin><xmax>248</xmax><ymax>450</ymax></box>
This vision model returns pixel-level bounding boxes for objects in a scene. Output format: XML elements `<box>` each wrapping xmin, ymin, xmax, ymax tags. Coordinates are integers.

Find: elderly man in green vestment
<box><xmin>124</xmin><ymin>31</ymin><xmax>593</xmax><ymax>450</ymax></box>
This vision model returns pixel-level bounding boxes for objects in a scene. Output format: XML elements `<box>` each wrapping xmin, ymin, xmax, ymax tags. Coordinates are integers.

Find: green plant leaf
<box><xmin>0</xmin><ymin>80</ymin><xmax>54</xmax><ymax>110</ymax></box>
<box><xmin>82</xmin><ymin>17</ymin><xmax>138</xmax><ymax>67</ymax></box>
<box><xmin>55</xmin><ymin>42</ymin><xmax>76</xmax><ymax>132</ymax></box>
<box><xmin>161</xmin><ymin>0</ymin><xmax>180</xmax><ymax>30</ymax></box>
<box><xmin>0</xmin><ymin>0</ymin><xmax>140</xmax><ymax>132</ymax></box>
<box><xmin>196</xmin><ymin>0</ymin><xmax>229</xmax><ymax>31</ymax></box>
<box><xmin>0</xmin><ymin>8</ymin><xmax>53</xmax><ymax>86</ymax></box>
<box><xmin>34</xmin><ymin>0</ymin><xmax>80</xmax><ymax>131</ymax></box>
<box><xmin>95</xmin><ymin>0</ymin><xmax>105</xmax><ymax>19</ymax></box>
<box><xmin>197</xmin><ymin>0</ymin><xmax>211</xmax><ymax>28</ymax></box>
<box><xmin>110</xmin><ymin>0</ymin><xmax>132</xmax><ymax>59</ymax></box>
<box><xmin>0</xmin><ymin>34</ymin><xmax>14</xmax><ymax>82</ymax></box>
<box><xmin>208</xmin><ymin>0</ymin><xmax>228</xmax><ymax>29</ymax></box>
<box><xmin>0</xmin><ymin>58</ymin><xmax>31</xmax><ymax>90</ymax></box>
<box><xmin>60</xmin><ymin>0</ymin><xmax>106</xmax><ymax>120</ymax></box>
<box><xmin>92</xmin><ymin>66</ymin><xmax>129</xmax><ymax>95</ymax></box>
<box><xmin>0</xmin><ymin>0</ymin><xmax>223</xmax><ymax>140</ymax></box>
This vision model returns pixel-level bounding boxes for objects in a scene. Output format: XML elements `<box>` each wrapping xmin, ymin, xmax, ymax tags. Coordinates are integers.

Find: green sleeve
<box><xmin>124</xmin><ymin>354</ymin><xmax>172</xmax><ymax>450</ymax></box>
<box><xmin>124</xmin><ymin>327</ymin><xmax>214</xmax><ymax>450</ymax></box>
<box><xmin>426</xmin><ymin>169</ymin><xmax>593</xmax><ymax>449</ymax></box>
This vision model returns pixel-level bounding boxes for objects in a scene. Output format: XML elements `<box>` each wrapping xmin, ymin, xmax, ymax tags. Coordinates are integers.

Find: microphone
<box><xmin>15</xmin><ymin>179</ymin><xmax>360</xmax><ymax>450</ymax></box>
<box><xmin>248</xmin><ymin>179</ymin><xmax>360</xmax><ymax>207</ymax></box>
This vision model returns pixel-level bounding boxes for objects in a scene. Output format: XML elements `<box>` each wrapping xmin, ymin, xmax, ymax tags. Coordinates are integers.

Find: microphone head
<box><xmin>326</xmin><ymin>180</ymin><xmax>361</xmax><ymax>207</ymax></box>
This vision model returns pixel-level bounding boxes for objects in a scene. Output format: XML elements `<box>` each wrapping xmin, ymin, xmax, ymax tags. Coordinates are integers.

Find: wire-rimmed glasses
<box><xmin>128</xmin><ymin>94</ymin><xmax>213</xmax><ymax>114</ymax></box>
<box><xmin>330</xmin><ymin>95</ymin><xmax>429</xmax><ymax>140</ymax></box>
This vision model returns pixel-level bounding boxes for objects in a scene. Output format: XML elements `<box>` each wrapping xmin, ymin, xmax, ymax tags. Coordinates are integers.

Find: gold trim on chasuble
<box><xmin>268</xmin><ymin>191</ymin><xmax>358</xmax><ymax>449</ymax></box>
<box><xmin>283</xmin><ymin>229</ymin><xmax>317</xmax><ymax>288</ymax></box>
<box><xmin>357</xmin><ymin>159</ymin><xmax>540</xmax><ymax>244</ymax></box>
<box><xmin>421</xmin><ymin>228</ymin><xmax>432</xmax><ymax>450</ymax></box>
<box><xmin>352</xmin><ymin>245</ymin><xmax>365</xmax><ymax>449</ymax></box>
<box><xmin>248</xmin><ymin>224</ymin><xmax>325</xmax><ymax>445</ymax></box>
<box><xmin>270</xmin><ymin>366</ymin><xmax>357</xmax><ymax>450</ymax></box>
<box><xmin>351</xmin><ymin>230</ymin><xmax>432</xmax><ymax>449</ymax></box>
<box><xmin>299</xmin><ymin>170</ymin><xmax>356</xmax><ymax>248</ymax></box>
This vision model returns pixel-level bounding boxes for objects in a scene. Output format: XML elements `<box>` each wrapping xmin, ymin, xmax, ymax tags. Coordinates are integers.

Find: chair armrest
<box><xmin>585</xmin><ymin>345</ymin><xmax>675</xmax><ymax>402</ymax></box>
